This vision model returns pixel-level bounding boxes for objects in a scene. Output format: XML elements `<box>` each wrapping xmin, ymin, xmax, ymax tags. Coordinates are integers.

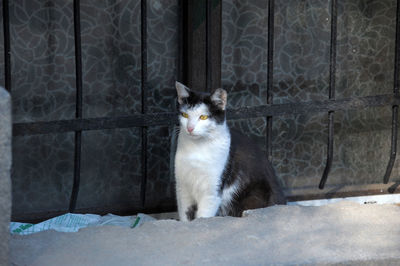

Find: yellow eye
<box><xmin>199</xmin><ymin>115</ymin><xmax>208</xmax><ymax>120</ymax></box>
<box><xmin>181</xmin><ymin>112</ymin><xmax>189</xmax><ymax>118</ymax></box>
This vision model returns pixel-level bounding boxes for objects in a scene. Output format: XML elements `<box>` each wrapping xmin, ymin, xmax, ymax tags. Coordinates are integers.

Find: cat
<box><xmin>174</xmin><ymin>81</ymin><xmax>286</xmax><ymax>222</ymax></box>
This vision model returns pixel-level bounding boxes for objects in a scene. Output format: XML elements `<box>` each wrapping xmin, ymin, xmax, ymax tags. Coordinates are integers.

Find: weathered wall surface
<box><xmin>0</xmin><ymin>87</ymin><xmax>12</xmax><ymax>265</ymax></box>
<box><xmin>10</xmin><ymin>203</ymin><xmax>400</xmax><ymax>265</ymax></box>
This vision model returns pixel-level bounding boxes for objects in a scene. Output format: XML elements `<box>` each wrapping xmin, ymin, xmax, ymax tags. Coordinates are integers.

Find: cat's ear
<box><xmin>175</xmin><ymin>81</ymin><xmax>190</xmax><ymax>105</ymax></box>
<box><xmin>211</xmin><ymin>88</ymin><xmax>227</xmax><ymax>110</ymax></box>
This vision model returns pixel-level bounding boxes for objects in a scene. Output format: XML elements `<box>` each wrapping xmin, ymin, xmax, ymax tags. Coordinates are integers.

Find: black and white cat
<box><xmin>174</xmin><ymin>82</ymin><xmax>286</xmax><ymax>222</ymax></box>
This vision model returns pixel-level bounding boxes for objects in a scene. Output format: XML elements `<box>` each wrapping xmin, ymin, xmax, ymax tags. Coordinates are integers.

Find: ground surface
<box><xmin>10</xmin><ymin>202</ymin><xmax>400</xmax><ymax>265</ymax></box>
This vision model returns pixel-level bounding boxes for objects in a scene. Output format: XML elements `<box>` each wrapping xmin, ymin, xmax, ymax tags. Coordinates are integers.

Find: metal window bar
<box><xmin>178</xmin><ymin>0</ymin><xmax>184</xmax><ymax>85</ymax></box>
<box><xmin>383</xmin><ymin>0</ymin><xmax>400</xmax><ymax>184</ymax></box>
<box><xmin>13</xmin><ymin>94</ymin><xmax>400</xmax><ymax>136</ymax></box>
<box><xmin>205</xmin><ymin>0</ymin><xmax>221</xmax><ymax>90</ymax></box>
<box><xmin>69</xmin><ymin>0</ymin><xmax>83</xmax><ymax>212</ymax></box>
<box><xmin>2</xmin><ymin>0</ymin><xmax>11</xmax><ymax>92</ymax></box>
<box><xmin>206</xmin><ymin>0</ymin><xmax>212</xmax><ymax>91</ymax></box>
<box><xmin>266</xmin><ymin>0</ymin><xmax>274</xmax><ymax>161</ymax></box>
<box><xmin>319</xmin><ymin>0</ymin><xmax>337</xmax><ymax>189</ymax></box>
<box><xmin>140</xmin><ymin>0</ymin><xmax>148</xmax><ymax>207</ymax></box>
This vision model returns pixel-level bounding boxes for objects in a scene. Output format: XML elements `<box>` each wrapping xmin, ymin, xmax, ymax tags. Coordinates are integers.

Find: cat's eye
<box><xmin>181</xmin><ymin>112</ymin><xmax>189</xmax><ymax>118</ymax></box>
<box><xmin>199</xmin><ymin>115</ymin><xmax>208</xmax><ymax>120</ymax></box>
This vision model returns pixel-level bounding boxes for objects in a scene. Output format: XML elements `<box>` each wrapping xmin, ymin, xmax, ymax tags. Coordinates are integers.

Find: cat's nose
<box><xmin>187</xmin><ymin>126</ymin><xmax>194</xmax><ymax>133</ymax></box>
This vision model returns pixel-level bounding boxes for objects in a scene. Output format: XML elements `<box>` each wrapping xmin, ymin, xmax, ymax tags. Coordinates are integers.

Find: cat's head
<box><xmin>175</xmin><ymin>81</ymin><xmax>227</xmax><ymax>139</ymax></box>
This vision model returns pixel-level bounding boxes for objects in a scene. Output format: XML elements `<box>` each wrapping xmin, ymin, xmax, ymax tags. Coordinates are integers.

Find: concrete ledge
<box><xmin>10</xmin><ymin>202</ymin><xmax>400</xmax><ymax>265</ymax></box>
<box><xmin>0</xmin><ymin>87</ymin><xmax>12</xmax><ymax>265</ymax></box>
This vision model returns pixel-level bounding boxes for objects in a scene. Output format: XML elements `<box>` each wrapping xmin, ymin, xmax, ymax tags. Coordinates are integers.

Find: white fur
<box><xmin>175</xmin><ymin>104</ymin><xmax>231</xmax><ymax>221</ymax></box>
<box><xmin>175</xmin><ymin>82</ymin><xmax>190</xmax><ymax>104</ymax></box>
<box><xmin>179</xmin><ymin>103</ymin><xmax>215</xmax><ymax>138</ymax></box>
<box><xmin>219</xmin><ymin>181</ymin><xmax>240</xmax><ymax>216</ymax></box>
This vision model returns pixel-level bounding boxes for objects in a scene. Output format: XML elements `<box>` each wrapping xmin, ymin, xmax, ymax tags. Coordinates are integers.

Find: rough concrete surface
<box><xmin>9</xmin><ymin>202</ymin><xmax>400</xmax><ymax>266</ymax></box>
<box><xmin>0</xmin><ymin>87</ymin><xmax>12</xmax><ymax>266</ymax></box>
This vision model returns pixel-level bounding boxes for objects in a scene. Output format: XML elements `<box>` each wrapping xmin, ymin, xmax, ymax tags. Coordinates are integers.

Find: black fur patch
<box><xmin>185</xmin><ymin>204</ymin><xmax>198</xmax><ymax>221</ymax></box>
<box><xmin>218</xmin><ymin>130</ymin><xmax>286</xmax><ymax>217</ymax></box>
<box><xmin>179</xmin><ymin>90</ymin><xmax>225</xmax><ymax>124</ymax></box>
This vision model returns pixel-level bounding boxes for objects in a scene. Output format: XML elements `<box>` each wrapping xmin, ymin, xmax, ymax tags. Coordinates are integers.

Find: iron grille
<box><xmin>2</xmin><ymin>0</ymin><xmax>400</xmax><ymax>218</ymax></box>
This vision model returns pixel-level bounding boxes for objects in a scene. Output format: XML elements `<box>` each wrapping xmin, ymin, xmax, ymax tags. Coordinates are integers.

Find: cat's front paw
<box><xmin>185</xmin><ymin>204</ymin><xmax>197</xmax><ymax>221</ymax></box>
<box><xmin>179</xmin><ymin>214</ymin><xmax>189</xmax><ymax>222</ymax></box>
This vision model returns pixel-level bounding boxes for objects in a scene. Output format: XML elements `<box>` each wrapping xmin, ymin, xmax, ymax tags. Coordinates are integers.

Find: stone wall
<box><xmin>0</xmin><ymin>87</ymin><xmax>12</xmax><ymax>265</ymax></box>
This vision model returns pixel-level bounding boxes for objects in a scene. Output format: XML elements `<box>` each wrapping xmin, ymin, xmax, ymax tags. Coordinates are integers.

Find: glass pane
<box><xmin>12</xmin><ymin>133</ymin><xmax>74</xmax><ymax>216</ymax></box>
<box><xmin>10</xmin><ymin>0</ymin><xmax>76</xmax><ymax>122</ymax></box>
<box><xmin>274</xmin><ymin>0</ymin><xmax>330</xmax><ymax>104</ymax></box>
<box><xmin>273</xmin><ymin>107</ymin><xmax>395</xmax><ymax>190</ymax></box>
<box><xmin>146</xmin><ymin>126</ymin><xmax>176</xmax><ymax>209</ymax></box>
<box><xmin>222</xmin><ymin>0</ymin><xmax>269</xmax><ymax>108</ymax></box>
<box><xmin>77</xmin><ymin>128</ymin><xmax>142</xmax><ymax>210</ymax></box>
<box><xmin>331</xmin><ymin>107</ymin><xmax>393</xmax><ymax>185</ymax></box>
<box><xmin>336</xmin><ymin>0</ymin><xmax>396</xmax><ymax>98</ymax></box>
<box><xmin>147</xmin><ymin>0</ymin><xmax>180</xmax><ymax>113</ymax></box>
<box><xmin>228</xmin><ymin>117</ymin><xmax>267</xmax><ymax>153</ymax></box>
<box><xmin>81</xmin><ymin>0</ymin><xmax>142</xmax><ymax>118</ymax></box>
<box><xmin>272</xmin><ymin>113</ymin><xmax>327</xmax><ymax>189</ymax></box>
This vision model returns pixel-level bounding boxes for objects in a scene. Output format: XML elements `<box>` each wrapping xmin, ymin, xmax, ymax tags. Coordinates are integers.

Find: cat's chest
<box><xmin>175</xmin><ymin>136</ymin><xmax>230</xmax><ymax>178</ymax></box>
<box><xmin>178</xmin><ymin>142</ymin><xmax>227</xmax><ymax>166</ymax></box>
